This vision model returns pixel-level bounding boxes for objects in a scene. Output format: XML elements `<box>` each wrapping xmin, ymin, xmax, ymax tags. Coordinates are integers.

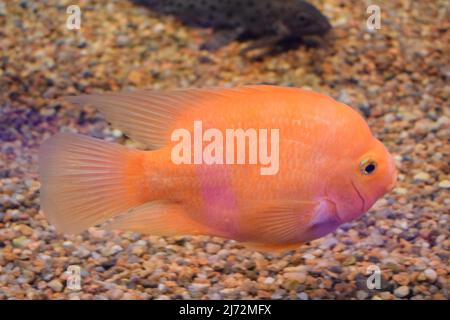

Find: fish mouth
<box><xmin>350</xmin><ymin>180</ymin><xmax>366</xmax><ymax>213</ymax></box>
<box><xmin>321</xmin><ymin>21</ymin><xmax>332</xmax><ymax>34</ymax></box>
<box><xmin>387</xmin><ymin>167</ymin><xmax>398</xmax><ymax>191</ymax></box>
<box><xmin>317</xmin><ymin>21</ymin><xmax>333</xmax><ymax>36</ymax></box>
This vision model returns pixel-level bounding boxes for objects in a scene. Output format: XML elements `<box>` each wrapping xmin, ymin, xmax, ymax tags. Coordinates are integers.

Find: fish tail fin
<box><xmin>39</xmin><ymin>133</ymin><xmax>151</xmax><ymax>234</ymax></box>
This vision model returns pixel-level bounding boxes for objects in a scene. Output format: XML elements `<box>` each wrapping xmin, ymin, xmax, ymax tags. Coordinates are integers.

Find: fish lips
<box><xmin>310</xmin><ymin>18</ymin><xmax>332</xmax><ymax>36</ymax></box>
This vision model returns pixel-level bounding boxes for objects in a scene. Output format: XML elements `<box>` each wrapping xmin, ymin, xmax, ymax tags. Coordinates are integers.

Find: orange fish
<box><xmin>39</xmin><ymin>86</ymin><xmax>397</xmax><ymax>252</ymax></box>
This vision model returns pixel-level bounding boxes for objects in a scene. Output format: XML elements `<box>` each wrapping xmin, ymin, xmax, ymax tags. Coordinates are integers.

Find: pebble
<box><xmin>74</xmin><ymin>247</ymin><xmax>91</xmax><ymax>258</ymax></box>
<box><xmin>342</xmin><ymin>256</ymin><xmax>356</xmax><ymax>266</ymax></box>
<box><xmin>438</xmin><ymin>180</ymin><xmax>450</xmax><ymax>189</ymax></box>
<box><xmin>205</xmin><ymin>243</ymin><xmax>221</xmax><ymax>254</ymax></box>
<box><xmin>0</xmin><ymin>1</ymin><xmax>6</xmax><ymax>16</ymax></box>
<box><xmin>393</xmin><ymin>273</ymin><xmax>410</xmax><ymax>286</ymax></box>
<box><xmin>188</xmin><ymin>284</ymin><xmax>209</xmax><ymax>292</ymax></box>
<box><xmin>105</xmin><ymin>245</ymin><xmax>123</xmax><ymax>256</ymax></box>
<box><xmin>356</xmin><ymin>290</ymin><xmax>369</xmax><ymax>300</ymax></box>
<box><xmin>394</xmin><ymin>187</ymin><xmax>408</xmax><ymax>195</ymax></box>
<box><xmin>62</xmin><ymin>241</ymin><xmax>75</xmax><ymax>250</ymax></box>
<box><xmin>283</xmin><ymin>272</ymin><xmax>307</xmax><ymax>284</ymax></box>
<box><xmin>320</xmin><ymin>237</ymin><xmax>338</xmax><ymax>249</ymax></box>
<box><xmin>106</xmin><ymin>288</ymin><xmax>124</xmax><ymax>300</ymax></box>
<box><xmin>112</xmin><ymin>129</ymin><xmax>123</xmax><ymax>138</ymax></box>
<box><xmin>16</xmin><ymin>224</ymin><xmax>33</xmax><ymax>236</ymax></box>
<box><xmin>48</xmin><ymin>280</ymin><xmax>64</xmax><ymax>292</ymax></box>
<box><xmin>394</xmin><ymin>286</ymin><xmax>410</xmax><ymax>298</ymax></box>
<box><xmin>12</xmin><ymin>236</ymin><xmax>29</xmax><ymax>248</ymax></box>
<box><xmin>131</xmin><ymin>246</ymin><xmax>146</xmax><ymax>256</ymax></box>
<box><xmin>423</xmin><ymin>269</ymin><xmax>437</xmax><ymax>282</ymax></box>
<box><xmin>413</xmin><ymin>172</ymin><xmax>431</xmax><ymax>182</ymax></box>
<box><xmin>302</xmin><ymin>253</ymin><xmax>315</xmax><ymax>260</ymax></box>
<box><xmin>297</xmin><ymin>292</ymin><xmax>309</xmax><ymax>300</ymax></box>
<box><xmin>116</xmin><ymin>35</ymin><xmax>130</xmax><ymax>47</ymax></box>
<box><xmin>283</xmin><ymin>272</ymin><xmax>307</xmax><ymax>290</ymax></box>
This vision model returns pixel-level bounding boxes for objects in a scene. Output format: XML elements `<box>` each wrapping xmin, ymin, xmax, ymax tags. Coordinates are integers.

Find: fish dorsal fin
<box><xmin>105</xmin><ymin>201</ymin><xmax>215</xmax><ymax>237</ymax></box>
<box><xmin>64</xmin><ymin>86</ymin><xmax>287</xmax><ymax>149</ymax></box>
<box><xmin>240</xmin><ymin>199</ymin><xmax>319</xmax><ymax>244</ymax></box>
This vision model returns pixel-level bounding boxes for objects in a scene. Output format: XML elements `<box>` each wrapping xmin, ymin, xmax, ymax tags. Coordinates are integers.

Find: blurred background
<box><xmin>0</xmin><ymin>0</ymin><xmax>448</xmax><ymax>300</ymax></box>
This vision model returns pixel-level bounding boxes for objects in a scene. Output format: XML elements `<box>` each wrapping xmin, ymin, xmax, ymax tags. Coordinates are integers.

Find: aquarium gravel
<box><xmin>0</xmin><ymin>0</ymin><xmax>448</xmax><ymax>300</ymax></box>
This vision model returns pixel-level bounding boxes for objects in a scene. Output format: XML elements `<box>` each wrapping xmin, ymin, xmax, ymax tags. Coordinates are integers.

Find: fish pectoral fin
<box><xmin>240</xmin><ymin>36</ymin><xmax>284</xmax><ymax>55</ymax></box>
<box><xmin>104</xmin><ymin>201</ymin><xmax>211</xmax><ymax>237</ymax></box>
<box><xmin>200</xmin><ymin>27</ymin><xmax>245</xmax><ymax>51</ymax></box>
<box><xmin>240</xmin><ymin>22</ymin><xmax>289</xmax><ymax>55</ymax></box>
<box><xmin>241</xmin><ymin>200</ymin><xmax>318</xmax><ymax>243</ymax></box>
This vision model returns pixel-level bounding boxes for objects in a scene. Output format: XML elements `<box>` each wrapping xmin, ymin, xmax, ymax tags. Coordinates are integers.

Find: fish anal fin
<box><xmin>241</xmin><ymin>242</ymin><xmax>302</xmax><ymax>253</ymax></box>
<box><xmin>105</xmin><ymin>201</ymin><xmax>211</xmax><ymax>237</ymax></box>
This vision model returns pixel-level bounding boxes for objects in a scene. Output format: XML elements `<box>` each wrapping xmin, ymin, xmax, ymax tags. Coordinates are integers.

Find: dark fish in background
<box><xmin>134</xmin><ymin>0</ymin><xmax>332</xmax><ymax>52</ymax></box>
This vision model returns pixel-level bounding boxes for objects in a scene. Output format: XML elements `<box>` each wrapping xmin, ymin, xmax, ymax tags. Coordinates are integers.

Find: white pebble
<box><xmin>413</xmin><ymin>172</ymin><xmax>430</xmax><ymax>182</ymax></box>
<box><xmin>302</xmin><ymin>253</ymin><xmax>315</xmax><ymax>260</ymax></box>
<box><xmin>394</xmin><ymin>187</ymin><xmax>408</xmax><ymax>195</ymax></box>
<box><xmin>108</xmin><ymin>245</ymin><xmax>123</xmax><ymax>256</ymax></box>
<box><xmin>297</xmin><ymin>292</ymin><xmax>309</xmax><ymax>300</ymax></box>
<box><xmin>394</xmin><ymin>286</ymin><xmax>410</xmax><ymax>298</ymax></box>
<box><xmin>424</xmin><ymin>269</ymin><xmax>437</xmax><ymax>282</ymax></box>
<box><xmin>112</xmin><ymin>129</ymin><xmax>123</xmax><ymax>138</ymax></box>
<box><xmin>438</xmin><ymin>180</ymin><xmax>450</xmax><ymax>189</ymax></box>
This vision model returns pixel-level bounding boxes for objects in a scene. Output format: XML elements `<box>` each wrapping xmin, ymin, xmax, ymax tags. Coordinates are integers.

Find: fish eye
<box><xmin>298</xmin><ymin>15</ymin><xmax>308</xmax><ymax>23</ymax></box>
<box><xmin>360</xmin><ymin>160</ymin><xmax>377</xmax><ymax>176</ymax></box>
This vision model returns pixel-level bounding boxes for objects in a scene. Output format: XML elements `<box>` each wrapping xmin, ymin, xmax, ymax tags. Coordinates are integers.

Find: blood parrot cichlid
<box><xmin>39</xmin><ymin>86</ymin><xmax>397</xmax><ymax>252</ymax></box>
